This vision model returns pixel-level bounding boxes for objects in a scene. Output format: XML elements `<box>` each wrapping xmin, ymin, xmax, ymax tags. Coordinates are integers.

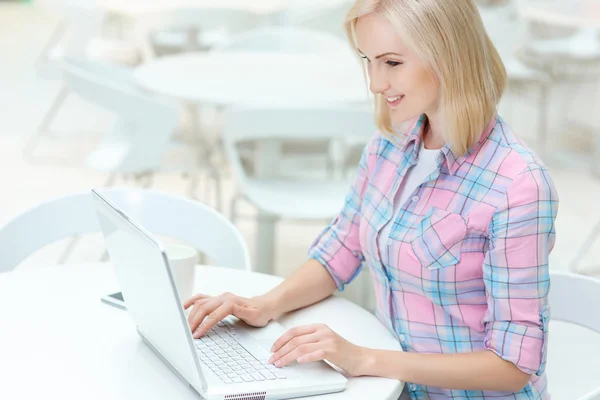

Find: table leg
<box><xmin>253</xmin><ymin>140</ymin><xmax>282</xmax><ymax>274</ymax></box>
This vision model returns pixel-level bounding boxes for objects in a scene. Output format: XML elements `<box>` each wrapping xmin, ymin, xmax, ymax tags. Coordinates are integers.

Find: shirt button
<box><xmin>399</xmin><ymin>334</ymin><xmax>406</xmax><ymax>342</ymax></box>
<box><xmin>542</xmin><ymin>309</ymin><xmax>550</xmax><ymax>318</ymax></box>
<box><xmin>409</xmin><ymin>384</ymin><xmax>417</xmax><ymax>391</ymax></box>
<box><xmin>411</xmin><ymin>195</ymin><xmax>419</xmax><ymax>203</ymax></box>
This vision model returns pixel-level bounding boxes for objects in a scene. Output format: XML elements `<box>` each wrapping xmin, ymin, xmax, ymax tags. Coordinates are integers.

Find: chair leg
<box><xmin>57</xmin><ymin>235</ymin><xmax>80</xmax><ymax>264</ymax></box>
<box><xmin>255</xmin><ymin>212</ymin><xmax>278</xmax><ymax>275</ymax></box>
<box><xmin>23</xmin><ymin>85</ymin><xmax>70</xmax><ymax>162</ymax></box>
<box><xmin>570</xmin><ymin>217</ymin><xmax>600</xmax><ymax>275</ymax></box>
<box><xmin>537</xmin><ymin>82</ymin><xmax>550</xmax><ymax>160</ymax></box>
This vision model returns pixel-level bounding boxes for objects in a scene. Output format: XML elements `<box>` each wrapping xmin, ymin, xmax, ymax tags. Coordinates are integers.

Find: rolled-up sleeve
<box><xmin>308</xmin><ymin>133</ymin><xmax>378</xmax><ymax>291</ymax></box>
<box><xmin>483</xmin><ymin>165</ymin><xmax>559</xmax><ymax>376</ymax></box>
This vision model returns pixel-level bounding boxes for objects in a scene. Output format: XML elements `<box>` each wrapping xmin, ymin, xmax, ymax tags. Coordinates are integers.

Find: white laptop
<box><xmin>91</xmin><ymin>189</ymin><xmax>347</xmax><ymax>400</ymax></box>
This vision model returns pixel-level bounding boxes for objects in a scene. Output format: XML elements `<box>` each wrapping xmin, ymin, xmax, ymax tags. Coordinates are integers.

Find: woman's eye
<box><xmin>386</xmin><ymin>61</ymin><xmax>402</xmax><ymax>67</ymax></box>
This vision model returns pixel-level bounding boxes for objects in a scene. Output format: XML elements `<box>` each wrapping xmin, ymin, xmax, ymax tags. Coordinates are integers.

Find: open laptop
<box><xmin>91</xmin><ymin>189</ymin><xmax>347</xmax><ymax>400</ymax></box>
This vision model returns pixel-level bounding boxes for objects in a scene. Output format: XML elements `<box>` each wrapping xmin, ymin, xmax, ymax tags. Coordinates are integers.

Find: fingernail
<box><xmin>268</xmin><ymin>356</ymin><xmax>274</xmax><ymax>363</ymax></box>
<box><xmin>274</xmin><ymin>360</ymin><xmax>281</xmax><ymax>367</ymax></box>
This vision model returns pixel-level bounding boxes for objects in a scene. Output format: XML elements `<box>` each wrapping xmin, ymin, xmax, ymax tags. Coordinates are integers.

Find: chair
<box><xmin>222</xmin><ymin>106</ymin><xmax>374</xmax><ymax>273</ymax></box>
<box><xmin>132</xmin><ymin>8</ymin><xmax>260</xmax><ymax>61</ymax></box>
<box><xmin>213</xmin><ymin>26</ymin><xmax>357</xmax><ymax>179</ymax></box>
<box><xmin>284</xmin><ymin>0</ymin><xmax>353</xmax><ymax>39</ymax></box>
<box><xmin>0</xmin><ymin>188</ymin><xmax>251</xmax><ymax>273</ymax></box>
<box><xmin>211</xmin><ymin>26</ymin><xmax>351</xmax><ymax>54</ymax></box>
<box><xmin>547</xmin><ymin>271</ymin><xmax>600</xmax><ymax>400</ymax></box>
<box><xmin>478</xmin><ymin>3</ymin><xmax>552</xmax><ymax>157</ymax></box>
<box><xmin>25</xmin><ymin>5</ymin><xmax>139</xmax><ymax>162</ymax></box>
<box><xmin>58</xmin><ymin>57</ymin><xmax>179</xmax><ymax>186</ymax></box>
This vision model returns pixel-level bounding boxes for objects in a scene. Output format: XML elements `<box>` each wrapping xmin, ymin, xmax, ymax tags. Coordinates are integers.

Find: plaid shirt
<box><xmin>309</xmin><ymin>114</ymin><xmax>558</xmax><ymax>399</ymax></box>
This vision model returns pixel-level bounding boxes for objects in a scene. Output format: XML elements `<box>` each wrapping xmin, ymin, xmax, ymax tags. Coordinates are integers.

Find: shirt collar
<box><xmin>398</xmin><ymin>113</ymin><xmax>498</xmax><ymax>176</ymax></box>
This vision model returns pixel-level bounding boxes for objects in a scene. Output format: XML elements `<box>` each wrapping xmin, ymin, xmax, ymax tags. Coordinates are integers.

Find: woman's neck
<box><xmin>422</xmin><ymin>116</ymin><xmax>445</xmax><ymax>150</ymax></box>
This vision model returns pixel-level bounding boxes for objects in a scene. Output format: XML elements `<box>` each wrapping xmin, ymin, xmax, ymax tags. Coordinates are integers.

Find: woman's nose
<box><xmin>369</xmin><ymin>70</ymin><xmax>390</xmax><ymax>95</ymax></box>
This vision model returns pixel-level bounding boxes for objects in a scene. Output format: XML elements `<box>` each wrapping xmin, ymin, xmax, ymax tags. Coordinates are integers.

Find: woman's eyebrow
<box><xmin>357</xmin><ymin>48</ymin><xmax>404</xmax><ymax>58</ymax></box>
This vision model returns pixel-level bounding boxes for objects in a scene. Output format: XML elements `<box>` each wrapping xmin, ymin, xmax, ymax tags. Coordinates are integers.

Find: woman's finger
<box><xmin>270</xmin><ymin>325</ymin><xmax>320</xmax><ymax>353</ymax></box>
<box><xmin>274</xmin><ymin>343</ymin><xmax>325</xmax><ymax>367</ymax></box>
<box><xmin>269</xmin><ymin>332</ymin><xmax>320</xmax><ymax>365</ymax></box>
<box><xmin>183</xmin><ymin>293</ymin><xmax>210</xmax><ymax>309</ymax></box>
<box><xmin>193</xmin><ymin>301</ymin><xmax>234</xmax><ymax>338</ymax></box>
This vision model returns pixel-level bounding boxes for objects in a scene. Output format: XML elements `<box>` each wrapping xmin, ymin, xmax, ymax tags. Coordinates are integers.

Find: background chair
<box><xmin>132</xmin><ymin>8</ymin><xmax>261</xmax><ymax>61</ymax></box>
<box><xmin>58</xmin><ymin>57</ymin><xmax>181</xmax><ymax>188</ymax></box>
<box><xmin>222</xmin><ymin>105</ymin><xmax>374</xmax><ymax>273</ymax></box>
<box><xmin>0</xmin><ymin>188</ymin><xmax>251</xmax><ymax>273</ymax></box>
<box><xmin>477</xmin><ymin>2</ymin><xmax>552</xmax><ymax>157</ymax></box>
<box><xmin>25</xmin><ymin>2</ymin><xmax>139</xmax><ymax>162</ymax></box>
<box><xmin>212</xmin><ymin>26</ymin><xmax>359</xmax><ymax>179</ymax></box>
<box><xmin>547</xmin><ymin>271</ymin><xmax>600</xmax><ymax>400</ymax></box>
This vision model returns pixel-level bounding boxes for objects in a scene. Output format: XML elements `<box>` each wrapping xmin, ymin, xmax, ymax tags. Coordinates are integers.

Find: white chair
<box><xmin>58</xmin><ymin>57</ymin><xmax>179</xmax><ymax>186</ymax></box>
<box><xmin>212</xmin><ymin>25</ymin><xmax>350</xmax><ymax>54</ymax></box>
<box><xmin>547</xmin><ymin>271</ymin><xmax>600</xmax><ymax>400</ymax></box>
<box><xmin>478</xmin><ymin>3</ymin><xmax>552</xmax><ymax>157</ymax></box>
<box><xmin>284</xmin><ymin>0</ymin><xmax>352</xmax><ymax>39</ymax></box>
<box><xmin>25</xmin><ymin>4</ymin><xmax>139</xmax><ymax>162</ymax></box>
<box><xmin>0</xmin><ymin>188</ymin><xmax>251</xmax><ymax>273</ymax></box>
<box><xmin>133</xmin><ymin>8</ymin><xmax>260</xmax><ymax>61</ymax></box>
<box><xmin>213</xmin><ymin>26</ymin><xmax>357</xmax><ymax>179</ymax></box>
<box><xmin>223</xmin><ymin>106</ymin><xmax>374</xmax><ymax>273</ymax></box>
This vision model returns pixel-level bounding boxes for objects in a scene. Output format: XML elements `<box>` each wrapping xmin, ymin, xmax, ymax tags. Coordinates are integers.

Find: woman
<box><xmin>184</xmin><ymin>0</ymin><xmax>559</xmax><ymax>398</ymax></box>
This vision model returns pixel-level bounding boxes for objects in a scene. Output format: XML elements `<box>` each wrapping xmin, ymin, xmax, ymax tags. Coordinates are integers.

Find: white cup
<box><xmin>165</xmin><ymin>244</ymin><xmax>199</xmax><ymax>304</ymax></box>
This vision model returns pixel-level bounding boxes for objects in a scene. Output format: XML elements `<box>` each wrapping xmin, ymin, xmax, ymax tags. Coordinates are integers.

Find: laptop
<box><xmin>91</xmin><ymin>189</ymin><xmax>347</xmax><ymax>400</ymax></box>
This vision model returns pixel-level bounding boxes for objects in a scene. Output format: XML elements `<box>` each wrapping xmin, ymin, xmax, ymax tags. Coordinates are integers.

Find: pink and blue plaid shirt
<box><xmin>309</xmin><ymin>114</ymin><xmax>558</xmax><ymax>399</ymax></box>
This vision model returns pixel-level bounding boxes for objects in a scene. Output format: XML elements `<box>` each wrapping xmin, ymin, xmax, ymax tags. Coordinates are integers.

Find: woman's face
<box><xmin>355</xmin><ymin>13</ymin><xmax>440</xmax><ymax>126</ymax></box>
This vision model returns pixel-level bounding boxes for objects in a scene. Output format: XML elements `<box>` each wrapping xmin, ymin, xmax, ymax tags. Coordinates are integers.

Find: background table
<box><xmin>0</xmin><ymin>263</ymin><xmax>403</xmax><ymax>400</ymax></box>
<box><xmin>134</xmin><ymin>52</ymin><xmax>368</xmax><ymax>107</ymax></box>
<box><xmin>134</xmin><ymin>51</ymin><xmax>369</xmax><ymax>273</ymax></box>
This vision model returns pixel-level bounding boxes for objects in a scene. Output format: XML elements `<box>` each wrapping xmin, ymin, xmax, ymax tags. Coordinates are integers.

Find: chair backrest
<box><xmin>549</xmin><ymin>271</ymin><xmax>600</xmax><ymax>334</ymax></box>
<box><xmin>548</xmin><ymin>271</ymin><xmax>600</xmax><ymax>400</ymax></box>
<box><xmin>477</xmin><ymin>3</ymin><xmax>524</xmax><ymax>58</ymax></box>
<box><xmin>211</xmin><ymin>26</ymin><xmax>351</xmax><ymax>54</ymax></box>
<box><xmin>59</xmin><ymin>57</ymin><xmax>179</xmax><ymax>173</ymax></box>
<box><xmin>0</xmin><ymin>189</ymin><xmax>251</xmax><ymax>273</ymax></box>
<box><xmin>222</xmin><ymin>106</ymin><xmax>374</xmax><ymax>187</ymax></box>
<box><xmin>285</xmin><ymin>1</ymin><xmax>352</xmax><ymax>39</ymax></box>
<box><xmin>134</xmin><ymin>7</ymin><xmax>260</xmax><ymax>59</ymax></box>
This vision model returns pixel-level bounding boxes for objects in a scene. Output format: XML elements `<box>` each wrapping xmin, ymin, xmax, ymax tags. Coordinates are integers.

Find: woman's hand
<box><xmin>268</xmin><ymin>323</ymin><xmax>368</xmax><ymax>377</ymax></box>
<box><xmin>184</xmin><ymin>292</ymin><xmax>277</xmax><ymax>339</ymax></box>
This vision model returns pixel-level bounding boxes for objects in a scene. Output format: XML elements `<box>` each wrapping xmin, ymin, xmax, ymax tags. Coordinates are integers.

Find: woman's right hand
<box><xmin>183</xmin><ymin>292</ymin><xmax>277</xmax><ymax>339</ymax></box>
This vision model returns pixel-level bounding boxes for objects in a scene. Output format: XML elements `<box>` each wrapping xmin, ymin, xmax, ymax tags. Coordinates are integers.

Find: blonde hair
<box><xmin>345</xmin><ymin>0</ymin><xmax>506</xmax><ymax>156</ymax></box>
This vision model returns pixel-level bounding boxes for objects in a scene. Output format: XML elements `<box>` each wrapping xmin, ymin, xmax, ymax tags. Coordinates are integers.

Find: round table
<box><xmin>0</xmin><ymin>263</ymin><xmax>403</xmax><ymax>400</ymax></box>
<box><xmin>134</xmin><ymin>51</ymin><xmax>368</xmax><ymax>107</ymax></box>
<box><xmin>518</xmin><ymin>0</ymin><xmax>600</xmax><ymax>29</ymax></box>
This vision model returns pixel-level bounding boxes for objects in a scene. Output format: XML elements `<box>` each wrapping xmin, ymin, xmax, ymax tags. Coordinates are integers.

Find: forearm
<box><xmin>361</xmin><ymin>349</ymin><xmax>531</xmax><ymax>392</ymax></box>
<box><xmin>256</xmin><ymin>258</ymin><xmax>337</xmax><ymax>319</ymax></box>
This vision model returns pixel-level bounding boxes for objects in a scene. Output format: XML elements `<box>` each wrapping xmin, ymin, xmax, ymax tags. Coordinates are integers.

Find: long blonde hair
<box><xmin>345</xmin><ymin>0</ymin><xmax>506</xmax><ymax>156</ymax></box>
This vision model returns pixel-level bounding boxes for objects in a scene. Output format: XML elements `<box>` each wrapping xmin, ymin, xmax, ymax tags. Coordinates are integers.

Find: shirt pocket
<box><xmin>409</xmin><ymin>207</ymin><xmax>468</xmax><ymax>270</ymax></box>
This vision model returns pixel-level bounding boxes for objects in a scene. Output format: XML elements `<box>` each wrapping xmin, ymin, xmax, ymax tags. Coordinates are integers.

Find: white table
<box><xmin>134</xmin><ymin>51</ymin><xmax>368</xmax><ymax>273</ymax></box>
<box><xmin>134</xmin><ymin>52</ymin><xmax>367</xmax><ymax>107</ymax></box>
<box><xmin>0</xmin><ymin>263</ymin><xmax>403</xmax><ymax>400</ymax></box>
<box><xmin>518</xmin><ymin>0</ymin><xmax>600</xmax><ymax>29</ymax></box>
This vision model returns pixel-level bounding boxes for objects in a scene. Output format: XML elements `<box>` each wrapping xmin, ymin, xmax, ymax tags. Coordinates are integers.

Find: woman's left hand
<box><xmin>268</xmin><ymin>323</ymin><xmax>368</xmax><ymax>377</ymax></box>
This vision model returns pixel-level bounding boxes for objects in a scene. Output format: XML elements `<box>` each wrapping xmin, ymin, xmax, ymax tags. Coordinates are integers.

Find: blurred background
<box><xmin>2</xmin><ymin>0</ymin><xmax>600</xmax><ymax>300</ymax></box>
<box><xmin>2</xmin><ymin>0</ymin><xmax>600</xmax><ymax>302</ymax></box>
<box><xmin>1</xmin><ymin>0</ymin><xmax>600</xmax><ymax>387</ymax></box>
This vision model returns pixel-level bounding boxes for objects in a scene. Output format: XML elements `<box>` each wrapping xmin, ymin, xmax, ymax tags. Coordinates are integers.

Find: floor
<box><xmin>1</xmin><ymin>3</ymin><xmax>600</xmax><ymax>398</ymax></box>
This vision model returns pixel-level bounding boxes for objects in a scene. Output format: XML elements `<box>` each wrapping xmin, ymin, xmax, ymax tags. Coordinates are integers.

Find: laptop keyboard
<box><xmin>194</xmin><ymin>319</ymin><xmax>288</xmax><ymax>385</ymax></box>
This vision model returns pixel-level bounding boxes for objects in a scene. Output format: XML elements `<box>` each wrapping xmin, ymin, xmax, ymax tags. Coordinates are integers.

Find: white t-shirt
<box><xmin>379</xmin><ymin>143</ymin><xmax>440</xmax><ymax>250</ymax></box>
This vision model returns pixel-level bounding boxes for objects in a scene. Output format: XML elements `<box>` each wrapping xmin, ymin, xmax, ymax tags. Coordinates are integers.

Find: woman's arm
<box><xmin>256</xmin><ymin>258</ymin><xmax>337</xmax><ymax>319</ymax></box>
<box><xmin>360</xmin><ymin>349</ymin><xmax>531</xmax><ymax>392</ymax></box>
